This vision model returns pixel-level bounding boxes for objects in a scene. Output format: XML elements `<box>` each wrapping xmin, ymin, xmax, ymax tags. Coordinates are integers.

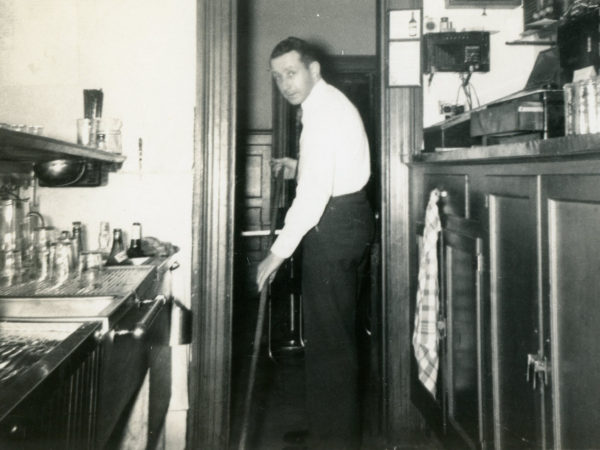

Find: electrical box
<box><xmin>423</xmin><ymin>32</ymin><xmax>490</xmax><ymax>74</ymax></box>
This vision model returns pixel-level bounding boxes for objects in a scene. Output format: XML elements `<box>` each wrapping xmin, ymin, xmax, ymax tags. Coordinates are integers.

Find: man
<box><xmin>256</xmin><ymin>36</ymin><xmax>374</xmax><ymax>449</ymax></box>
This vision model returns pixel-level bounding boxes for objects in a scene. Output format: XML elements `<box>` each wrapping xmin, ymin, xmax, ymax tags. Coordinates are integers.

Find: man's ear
<box><xmin>309</xmin><ymin>61</ymin><xmax>321</xmax><ymax>81</ymax></box>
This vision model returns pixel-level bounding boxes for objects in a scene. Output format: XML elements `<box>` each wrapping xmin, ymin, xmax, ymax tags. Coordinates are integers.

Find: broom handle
<box><xmin>238</xmin><ymin>169</ymin><xmax>285</xmax><ymax>450</ymax></box>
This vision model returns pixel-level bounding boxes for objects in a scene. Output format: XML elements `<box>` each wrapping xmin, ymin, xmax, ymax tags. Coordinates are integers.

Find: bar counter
<box><xmin>413</xmin><ymin>132</ymin><xmax>600</xmax><ymax>164</ymax></box>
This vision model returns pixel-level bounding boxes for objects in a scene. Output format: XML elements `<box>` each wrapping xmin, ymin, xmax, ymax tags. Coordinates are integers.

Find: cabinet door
<box><xmin>544</xmin><ymin>174</ymin><xmax>600</xmax><ymax>449</ymax></box>
<box><xmin>442</xmin><ymin>218</ymin><xmax>486</xmax><ymax>449</ymax></box>
<box><xmin>485</xmin><ymin>176</ymin><xmax>542</xmax><ymax>449</ymax></box>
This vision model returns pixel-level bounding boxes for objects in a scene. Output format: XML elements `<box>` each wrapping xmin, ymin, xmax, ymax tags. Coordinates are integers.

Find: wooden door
<box><xmin>442</xmin><ymin>217</ymin><xmax>486</xmax><ymax>449</ymax></box>
<box><xmin>485</xmin><ymin>175</ymin><xmax>542</xmax><ymax>449</ymax></box>
<box><xmin>543</xmin><ymin>174</ymin><xmax>600</xmax><ymax>449</ymax></box>
<box><xmin>237</xmin><ymin>131</ymin><xmax>272</xmax><ymax>294</ymax></box>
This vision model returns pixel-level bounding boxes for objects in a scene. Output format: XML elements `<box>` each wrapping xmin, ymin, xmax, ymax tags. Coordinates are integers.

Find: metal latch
<box><xmin>437</xmin><ymin>318</ymin><xmax>447</xmax><ymax>339</ymax></box>
<box><xmin>526</xmin><ymin>353</ymin><xmax>549</xmax><ymax>389</ymax></box>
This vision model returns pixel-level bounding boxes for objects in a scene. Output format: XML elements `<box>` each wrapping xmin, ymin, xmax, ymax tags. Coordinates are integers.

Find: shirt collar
<box><xmin>301</xmin><ymin>78</ymin><xmax>326</xmax><ymax>116</ymax></box>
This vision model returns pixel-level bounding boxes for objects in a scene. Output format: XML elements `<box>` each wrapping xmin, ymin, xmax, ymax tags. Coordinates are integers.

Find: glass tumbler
<box><xmin>78</xmin><ymin>251</ymin><xmax>103</xmax><ymax>289</ymax></box>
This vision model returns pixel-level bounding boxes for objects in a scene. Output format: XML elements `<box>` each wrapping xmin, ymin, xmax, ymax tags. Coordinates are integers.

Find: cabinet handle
<box><xmin>113</xmin><ymin>295</ymin><xmax>167</xmax><ymax>339</ymax></box>
<box><xmin>526</xmin><ymin>352</ymin><xmax>549</xmax><ymax>389</ymax></box>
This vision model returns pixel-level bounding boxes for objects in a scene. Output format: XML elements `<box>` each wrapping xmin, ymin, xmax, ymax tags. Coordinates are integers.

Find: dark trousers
<box><xmin>302</xmin><ymin>190</ymin><xmax>374</xmax><ymax>449</ymax></box>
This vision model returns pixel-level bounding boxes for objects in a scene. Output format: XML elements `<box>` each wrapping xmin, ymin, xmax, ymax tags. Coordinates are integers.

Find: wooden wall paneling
<box><xmin>381</xmin><ymin>0</ymin><xmax>425</xmax><ymax>442</ymax></box>
<box><xmin>189</xmin><ymin>0</ymin><xmax>237</xmax><ymax>448</ymax></box>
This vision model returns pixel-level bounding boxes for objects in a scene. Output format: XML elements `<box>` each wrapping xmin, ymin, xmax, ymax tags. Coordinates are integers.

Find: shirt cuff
<box><xmin>270</xmin><ymin>233</ymin><xmax>300</xmax><ymax>259</ymax></box>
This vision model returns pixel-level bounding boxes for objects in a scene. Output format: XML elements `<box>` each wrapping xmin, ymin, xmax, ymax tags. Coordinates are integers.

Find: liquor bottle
<box><xmin>409</xmin><ymin>12</ymin><xmax>417</xmax><ymax>37</ymax></box>
<box><xmin>127</xmin><ymin>222</ymin><xmax>145</xmax><ymax>258</ymax></box>
<box><xmin>106</xmin><ymin>228</ymin><xmax>130</xmax><ymax>266</ymax></box>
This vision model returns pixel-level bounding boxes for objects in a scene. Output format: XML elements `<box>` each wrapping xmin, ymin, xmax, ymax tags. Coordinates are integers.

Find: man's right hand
<box><xmin>270</xmin><ymin>157</ymin><xmax>297</xmax><ymax>180</ymax></box>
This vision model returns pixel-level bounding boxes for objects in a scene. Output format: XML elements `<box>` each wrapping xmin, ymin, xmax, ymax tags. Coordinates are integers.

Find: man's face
<box><xmin>270</xmin><ymin>50</ymin><xmax>319</xmax><ymax>105</ymax></box>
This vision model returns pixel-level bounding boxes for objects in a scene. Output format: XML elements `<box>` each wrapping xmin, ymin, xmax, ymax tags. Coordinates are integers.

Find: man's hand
<box><xmin>270</xmin><ymin>157</ymin><xmax>297</xmax><ymax>180</ymax></box>
<box><xmin>256</xmin><ymin>251</ymin><xmax>285</xmax><ymax>292</ymax></box>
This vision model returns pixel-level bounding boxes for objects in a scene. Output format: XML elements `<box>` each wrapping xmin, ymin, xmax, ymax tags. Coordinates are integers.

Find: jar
<box><xmin>440</xmin><ymin>17</ymin><xmax>449</xmax><ymax>32</ymax></box>
<box><xmin>564</xmin><ymin>83</ymin><xmax>575</xmax><ymax>135</ymax></box>
<box><xmin>574</xmin><ymin>80</ymin><xmax>589</xmax><ymax>134</ymax></box>
<box><xmin>95</xmin><ymin>118</ymin><xmax>122</xmax><ymax>153</ymax></box>
<box><xmin>585</xmin><ymin>77</ymin><xmax>599</xmax><ymax>134</ymax></box>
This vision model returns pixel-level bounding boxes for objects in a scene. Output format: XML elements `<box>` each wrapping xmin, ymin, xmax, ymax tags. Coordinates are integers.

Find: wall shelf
<box><xmin>0</xmin><ymin>128</ymin><xmax>125</xmax><ymax>166</ymax></box>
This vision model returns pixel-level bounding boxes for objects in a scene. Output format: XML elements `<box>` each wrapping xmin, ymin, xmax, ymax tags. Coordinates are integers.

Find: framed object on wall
<box><xmin>388</xmin><ymin>10</ymin><xmax>421</xmax><ymax>87</ymax></box>
<box><xmin>446</xmin><ymin>0</ymin><xmax>520</xmax><ymax>8</ymax></box>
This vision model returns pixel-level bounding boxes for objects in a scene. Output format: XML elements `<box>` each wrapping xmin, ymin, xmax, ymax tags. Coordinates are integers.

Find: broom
<box><xmin>238</xmin><ymin>168</ymin><xmax>285</xmax><ymax>450</ymax></box>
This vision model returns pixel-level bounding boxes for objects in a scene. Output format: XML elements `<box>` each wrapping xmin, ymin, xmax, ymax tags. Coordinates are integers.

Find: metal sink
<box><xmin>129</xmin><ymin>256</ymin><xmax>152</xmax><ymax>266</ymax></box>
<box><xmin>0</xmin><ymin>296</ymin><xmax>130</xmax><ymax>332</ymax></box>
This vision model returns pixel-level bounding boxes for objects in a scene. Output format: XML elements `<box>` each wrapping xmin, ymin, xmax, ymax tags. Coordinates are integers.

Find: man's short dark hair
<box><xmin>270</xmin><ymin>37</ymin><xmax>319</xmax><ymax>67</ymax></box>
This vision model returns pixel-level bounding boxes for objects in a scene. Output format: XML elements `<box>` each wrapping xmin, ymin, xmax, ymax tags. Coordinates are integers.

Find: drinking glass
<box><xmin>78</xmin><ymin>251</ymin><xmax>103</xmax><ymax>289</ymax></box>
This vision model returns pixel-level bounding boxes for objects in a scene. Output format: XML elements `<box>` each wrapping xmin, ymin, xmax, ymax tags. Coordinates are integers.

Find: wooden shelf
<box><xmin>0</xmin><ymin>128</ymin><xmax>126</xmax><ymax>165</ymax></box>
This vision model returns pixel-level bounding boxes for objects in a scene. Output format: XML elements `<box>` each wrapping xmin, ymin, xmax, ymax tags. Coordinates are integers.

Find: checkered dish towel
<box><xmin>412</xmin><ymin>188</ymin><xmax>441</xmax><ymax>397</ymax></box>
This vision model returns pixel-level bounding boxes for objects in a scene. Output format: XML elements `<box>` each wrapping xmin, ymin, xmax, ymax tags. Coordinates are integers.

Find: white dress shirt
<box><xmin>270</xmin><ymin>79</ymin><xmax>371</xmax><ymax>259</ymax></box>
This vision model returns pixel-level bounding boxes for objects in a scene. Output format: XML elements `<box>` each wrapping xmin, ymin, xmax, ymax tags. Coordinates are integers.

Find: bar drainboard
<box><xmin>0</xmin><ymin>322</ymin><xmax>80</xmax><ymax>385</ymax></box>
<box><xmin>0</xmin><ymin>266</ymin><xmax>154</xmax><ymax>297</ymax></box>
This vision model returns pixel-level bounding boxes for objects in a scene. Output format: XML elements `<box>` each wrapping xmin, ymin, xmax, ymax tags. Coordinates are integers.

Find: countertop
<box><xmin>0</xmin><ymin>320</ymin><xmax>101</xmax><ymax>422</ymax></box>
<box><xmin>0</xmin><ymin>255</ymin><xmax>176</xmax><ymax>424</ymax></box>
<box><xmin>413</xmin><ymin>133</ymin><xmax>600</xmax><ymax>164</ymax></box>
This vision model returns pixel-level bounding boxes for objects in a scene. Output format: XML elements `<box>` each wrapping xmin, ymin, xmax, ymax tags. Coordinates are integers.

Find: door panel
<box><xmin>486</xmin><ymin>176</ymin><xmax>540</xmax><ymax>449</ymax></box>
<box><xmin>443</xmin><ymin>226</ymin><xmax>484</xmax><ymax>448</ymax></box>
<box><xmin>239</xmin><ymin>131</ymin><xmax>272</xmax><ymax>291</ymax></box>
<box><xmin>545</xmin><ymin>175</ymin><xmax>600</xmax><ymax>449</ymax></box>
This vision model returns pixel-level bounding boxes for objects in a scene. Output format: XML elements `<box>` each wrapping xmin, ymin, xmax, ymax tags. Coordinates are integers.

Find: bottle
<box><xmin>409</xmin><ymin>12</ymin><xmax>417</xmax><ymax>37</ymax></box>
<box><xmin>55</xmin><ymin>231</ymin><xmax>73</xmax><ymax>283</ymax></box>
<box><xmin>127</xmin><ymin>222</ymin><xmax>145</xmax><ymax>258</ymax></box>
<box><xmin>98</xmin><ymin>221</ymin><xmax>111</xmax><ymax>257</ymax></box>
<box><xmin>106</xmin><ymin>228</ymin><xmax>130</xmax><ymax>266</ymax></box>
<box><xmin>71</xmin><ymin>221</ymin><xmax>84</xmax><ymax>268</ymax></box>
<box><xmin>440</xmin><ymin>17</ymin><xmax>449</xmax><ymax>32</ymax></box>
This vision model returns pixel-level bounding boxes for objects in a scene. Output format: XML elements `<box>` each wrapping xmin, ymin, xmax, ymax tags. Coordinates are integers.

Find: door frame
<box><xmin>188</xmin><ymin>1</ymin><xmax>237</xmax><ymax>448</ymax></box>
<box><xmin>188</xmin><ymin>0</ymin><xmax>422</xmax><ymax>447</ymax></box>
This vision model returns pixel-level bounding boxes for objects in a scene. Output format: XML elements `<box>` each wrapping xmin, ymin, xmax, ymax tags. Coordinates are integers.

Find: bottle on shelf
<box><xmin>409</xmin><ymin>11</ymin><xmax>417</xmax><ymax>37</ymax></box>
<box><xmin>105</xmin><ymin>228</ymin><xmax>130</xmax><ymax>266</ymax></box>
<box><xmin>127</xmin><ymin>222</ymin><xmax>145</xmax><ymax>258</ymax></box>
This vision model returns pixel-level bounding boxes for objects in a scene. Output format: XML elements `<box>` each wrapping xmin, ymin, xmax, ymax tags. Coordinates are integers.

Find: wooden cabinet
<box><xmin>544</xmin><ymin>174</ymin><xmax>600</xmax><ymax>449</ymax></box>
<box><xmin>442</xmin><ymin>217</ymin><xmax>486</xmax><ymax>449</ymax></box>
<box><xmin>414</xmin><ymin>192</ymin><xmax>488</xmax><ymax>449</ymax></box>
<box><xmin>410</xmin><ymin>143</ymin><xmax>600</xmax><ymax>450</ymax></box>
<box><xmin>485</xmin><ymin>176</ymin><xmax>542</xmax><ymax>449</ymax></box>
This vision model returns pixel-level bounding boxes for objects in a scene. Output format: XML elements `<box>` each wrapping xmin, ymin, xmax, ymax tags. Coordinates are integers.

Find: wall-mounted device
<box><xmin>423</xmin><ymin>31</ymin><xmax>490</xmax><ymax>74</ymax></box>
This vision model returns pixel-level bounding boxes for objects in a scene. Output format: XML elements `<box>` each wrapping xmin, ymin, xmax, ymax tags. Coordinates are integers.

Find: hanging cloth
<box><xmin>412</xmin><ymin>188</ymin><xmax>442</xmax><ymax>397</ymax></box>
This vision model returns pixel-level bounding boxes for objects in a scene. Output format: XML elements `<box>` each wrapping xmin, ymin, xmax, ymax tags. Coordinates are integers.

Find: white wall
<box><xmin>0</xmin><ymin>0</ymin><xmax>195</xmax><ymax>308</ymax></box>
<box><xmin>421</xmin><ymin>2</ymin><xmax>549</xmax><ymax>127</ymax></box>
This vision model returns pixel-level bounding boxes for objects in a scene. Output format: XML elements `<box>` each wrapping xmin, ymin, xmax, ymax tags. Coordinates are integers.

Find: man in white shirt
<box><xmin>256</xmin><ymin>37</ymin><xmax>374</xmax><ymax>449</ymax></box>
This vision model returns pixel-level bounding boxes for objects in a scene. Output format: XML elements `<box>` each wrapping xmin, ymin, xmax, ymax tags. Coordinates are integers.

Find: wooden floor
<box><xmin>230</xmin><ymin>292</ymin><xmax>443</xmax><ymax>450</ymax></box>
